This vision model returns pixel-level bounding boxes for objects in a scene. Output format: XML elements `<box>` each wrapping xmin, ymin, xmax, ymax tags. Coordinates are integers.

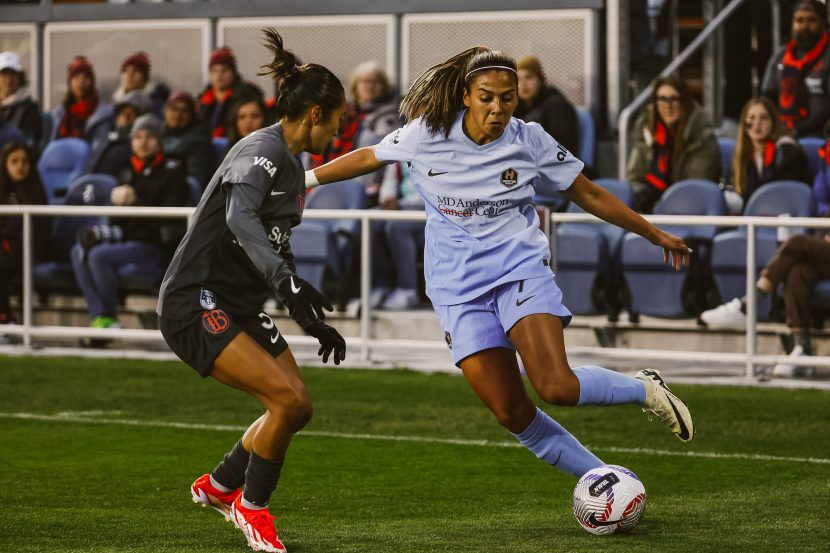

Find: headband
<box><xmin>464</xmin><ymin>65</ymin><xmax>518</xmax><ymax>81</ymax></box>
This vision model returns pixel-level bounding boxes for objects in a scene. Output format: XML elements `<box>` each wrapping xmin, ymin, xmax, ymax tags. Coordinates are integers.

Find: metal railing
<box><xmin>1</xmin><ymin>204</ymin><xmax>828</xmax><ymax>381</ymax></box>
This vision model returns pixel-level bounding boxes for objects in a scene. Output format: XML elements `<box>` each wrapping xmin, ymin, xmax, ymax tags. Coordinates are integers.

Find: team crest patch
<box><xmin>500</xmin><ymin>168</ymin><xmax>518</xmax><ymax>188</ymax></box>
<box><xmin>202</xmin><ymin>309</ymin><xmax>230</xmax><ymax>335</ymax></box>
<box><xmin>200</xmin><ymin>288</ymin><xmax>216</xmax><ymax>310</ymax></box>
<box><xmin>444</xmin><ymin>331</ymin><xmax>453</xmax><ymax>350</ymax></box>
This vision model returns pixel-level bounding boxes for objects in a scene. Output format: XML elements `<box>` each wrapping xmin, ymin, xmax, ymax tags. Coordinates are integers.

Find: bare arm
<box><xmin>311</xmin><ymin>146</ymin><xmax>386</xmax><ymax>186</ymax></box>
<box><xmin>561</xmin><ymin>173</ymin><xmax>692</xmax><ymax>270</ymax></box>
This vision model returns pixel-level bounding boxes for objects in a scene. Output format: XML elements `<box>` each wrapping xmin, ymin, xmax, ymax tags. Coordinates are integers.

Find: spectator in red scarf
<box><xmin>161</xmin><ymin>90</ymin><xmax>214</xmax><ymax>188</ymax></box>
<box><xmin>112</xmin><ymin>52</ymin><xmax>170</xmax><ymax>116</ymax></box>
<box><xmin>197</xmin><ymin>47</ymin><xmax>262</xmax><ymax>139</ymax></box>
<box><xmin>762</xmin><ymin>0</ymin><xmax>830</xmax><ymax>137</ymax></box>
<box><xmin>626</xmin><ymin>75</ymin><xmax>721</xmax><ymax>213</ymax></box>
<box><xmin>48</xmin><ymin>56</ymin><xmax>113</xmax><ymax>144</ymax></box>
<box><xmin>730</xmin><ymin>97</ymin><xmax>812</xmax><ymax>207</ymax></box>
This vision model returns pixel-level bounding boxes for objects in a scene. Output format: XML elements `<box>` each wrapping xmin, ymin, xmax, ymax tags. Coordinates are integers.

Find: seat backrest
<box><xmin>717</xmin><ymin>137</ymin><xmax>736</xmax><ymax>181</ymax></box>
<box><xmin>306</xmin><ymin>180</ymin><xmax>367</xmax><ymax>210</ymax></box>
<box><xmin>654</xmin><ymin>179</ymin><xmax>726</xmax><ymax>216</ymax></box>
<box><xmin>186</xmin><ymin>176</ymin><xmax>203</xmax><ymax>207</ymax></box>
<box><xmin>212</xmin><ymin>137</ymin><xmax>228</xmax><ymax>161</ymax></box>
<box><xmin>744</xmin><ymin>180</ymin><xmax>815</xmax><ymax>217</ymax></box>
<box><xmin>46</xmin><ymin>173</ymin><xmax>116</xmax><ymax>262</ymax></box>
<box><xmin>37</xmin><ymin>138</ymin><xmax>91</xmax><ymax>200</ymax></box>
<box><xmin>566</xmin><ymin>178</ymin><xmax>633</xmax><ymax>214</ymax></box>
<box><xmin>799</xmin><ymin>137</ymin><xmax>824</xmax><ymax>177</ymax></box>
<box><xmin>575</xmin><ymin>108</ymin><xmax>595</xmax><ymax>166</ymax></box>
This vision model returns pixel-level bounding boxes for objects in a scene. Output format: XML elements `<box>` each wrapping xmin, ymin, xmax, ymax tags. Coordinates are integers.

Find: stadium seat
<box><xmin>621</xmin><ymin>179</ymin><xmax>726</xmax><ymax>318</ymax></box>
<box><xmin>711</xmin><ymin>180</ymin><xmax>815</xmax><ymax>319</ymax></box>
<box><xmin>717</xmin><ymin>137</ymin><xmax>735</xmax><ymax>181</ymax></box>
<box><xmin>533</xmin><ymin>189</ymin><xmax>569</xmax><ymax>211</ymax></box>
<box><xmin>289</xmin><ymin>222</ymin><xmax>332</xmax><ymax>292</ymax></box>
<box><xmin>33</xmin><ymin>173</ymin><xmax>116</xmax><ymax>294</ymax></box>
<box><xmin>799</xmin><ymin>137</ymin><xmax>824</xmax><ymax>178</ymax></box>
<box><xmin>186</xmin><ymin>176</ymin><xmax>203</xmax><ymax>207</ymax></box>
<box><xmin>212</xmin><ymin>137</ymin><xmax>229</xmax><ymax>161</ymax></box>
<box><xmin>575</xmin><ymin>108</ymin><xmax>595</xmax><ymax>167</ymax></box>
<box><xmin>555</xmin><ymin>178</ymin><xmax>632</xmax><ymax>315</ymax></box>
<box><xmin>37</xmin><ymin>138</ymin><xmax>91</xmax><ymax>204</ymax></box>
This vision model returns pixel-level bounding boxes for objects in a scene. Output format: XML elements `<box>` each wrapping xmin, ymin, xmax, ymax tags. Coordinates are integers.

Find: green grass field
<box><xmin>1</xmin><ymin>356</ymin><xmax>828</xmax><ymax>553</ymax></box>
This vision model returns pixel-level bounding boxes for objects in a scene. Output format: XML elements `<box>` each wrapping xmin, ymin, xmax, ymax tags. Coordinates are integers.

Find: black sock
<box><xmin>794</xmin><ymin>333</ymin><xmax>813</xmax><ymax>355</ymax></box>
<box><xmin>738</xmin><ymin>287</ymin><xmax>769</xmax><ymax>315</ymax></box>
<box><xmin>211</xmin><ymin>439</ymin><xmax>250</xmax><ymax>491</ymax></box>
<box><xmin>243</xmin><ymin>452</ymin><xmax>283</xmax><ymax>507</ymax></box>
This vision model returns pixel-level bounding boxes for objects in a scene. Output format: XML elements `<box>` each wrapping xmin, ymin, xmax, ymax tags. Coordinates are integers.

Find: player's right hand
<box><xmin>277</xmin><ymin>275</ymin><xmax>333</xmax><ymax>322</ymax></box>
<box><xmin>305</xmin><ymin>321</ymin><xmax>347</xmax><ymax>365</ymax></box>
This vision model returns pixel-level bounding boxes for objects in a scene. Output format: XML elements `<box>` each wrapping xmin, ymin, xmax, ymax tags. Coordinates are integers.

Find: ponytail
<box><xmin>400</xmin><ymin>47</ymin><xmax>517</xmax><ymax>137</ymax></box>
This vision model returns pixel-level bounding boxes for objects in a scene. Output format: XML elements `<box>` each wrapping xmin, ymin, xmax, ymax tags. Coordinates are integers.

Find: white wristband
<box><xmin>304</xmin><ymin>170</ymin><xmax>320</xmax><ymax>189</ymax></box>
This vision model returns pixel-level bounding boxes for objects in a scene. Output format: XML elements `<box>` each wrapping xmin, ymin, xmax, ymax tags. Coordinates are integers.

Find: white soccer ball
<box><xmin>572</xmin><ymin>464</ymin><xmax>647</xmax><ymax>535</ymax></box>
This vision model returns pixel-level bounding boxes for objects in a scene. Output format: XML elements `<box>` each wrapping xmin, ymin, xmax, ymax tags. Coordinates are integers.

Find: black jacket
<box><xmin>0</xmin><ymin>89</ymin><xmax>43</xmax><ymax>154</ymax></box>
<box><xmin>515</xmin><ymin>86</ymin><xmax>580</xmax><ymax>158</ymax></box>
<box><xmin>162</xmin><ymin>122</ymin><xmax>215</xmax><ymax>188</ymax></box>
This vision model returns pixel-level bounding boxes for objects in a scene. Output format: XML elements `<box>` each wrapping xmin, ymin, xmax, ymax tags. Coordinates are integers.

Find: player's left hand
<box><xmin>653</xmin><ymin>230</ymin><xmax>692</xmax><ymax>271</ymax></box>
<box><xmin>305</xmin><ymin>321</ymin><xmax>347</xmax><ymax>365</ymax></box>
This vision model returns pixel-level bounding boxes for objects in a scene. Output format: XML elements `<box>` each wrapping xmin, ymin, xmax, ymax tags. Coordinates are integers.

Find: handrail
<box><xmin>617</xmin><ymin>0</ymin><xmax>749</xmax><ymax>179</ymax></box>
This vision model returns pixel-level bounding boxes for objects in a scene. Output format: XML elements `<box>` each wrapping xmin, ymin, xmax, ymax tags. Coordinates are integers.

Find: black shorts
<box><xmin>159</xmin><ymin>309</ymin><xmax>289</xmax><ymax>377</ymax></box>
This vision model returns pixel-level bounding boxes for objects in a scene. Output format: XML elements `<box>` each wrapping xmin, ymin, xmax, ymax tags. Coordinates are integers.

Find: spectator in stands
<box><xmin>161</xmin><ymin>90</ymin><xmax>213</xmax><ymax>188</ymax></box>
<box><xmin>226</xmin><ymin>95</ymin><xmax>270</xmax><ymax>148</ymax></box>
<box><xmin>0</xmin><ymin>51</ymin><xmax>43</xmax><ymax>152</ymax></box>
<box><xmin>112</xmin><ymin>52</ymin><xmax>170</xmax><ymax>116</ymax></box>
<box><xmin>0</xmin><ymin>141</ymin><xmax>47</xmax><ymax>326</ymax></box>
<box><xmin>49</xmin><ymin>56</ymin><xmax>112</xmax><ymax>144</ymax></box>
<box><xmin>731</xmin><ymin>97</ymin><xmax>812</xmax><ymax>207</ymax></box>
<box><xmin>701</xmin><ymin>232</ymin><xmax>830</xmax><ymax>377</ymax></box>
<box><xmin>812</xmin><ymin>120</ymin><xmax>830</xmax><ymax>214</ymax></box>
<box><xmin>85</xmin><ymin>90</ymin><xmax>148</xmax><ymax>177</ymax></box>
<box><xmin>198</xmin><ymin>46</ymin><xmax>263</xmax><ymax>139</ymax></box>
<box><xmin>350</xmin><ymin>61</ymin><xmax>402</xmax><ymax>138</ymax></box>
<box><xmin>70</xmin><ymin>114</ymin><xmax>188</xmax><ymax>331</ymax></box>
<box><xmin>761</xmin><ymin>0</ymin><xmax>830</xmax><ymax>137</ymax></box>
<box><xmin>514</xmin><ymin>55</ymin><xmax>579</xmax><ymax>158</ymax></box>
<box><xmin>626</xmin><ymin>74</ymin><xmax>721</xmax><ymax>213</ymax></box>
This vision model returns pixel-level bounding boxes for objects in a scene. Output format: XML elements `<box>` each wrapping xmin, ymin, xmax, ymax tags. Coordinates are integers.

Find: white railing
<box><xmin>1</xmin><ymin>204</ymin><xmax>828</xmax><ymax>381</ymax></box>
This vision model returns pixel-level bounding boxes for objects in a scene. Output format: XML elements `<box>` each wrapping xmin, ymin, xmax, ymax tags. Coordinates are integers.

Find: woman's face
<box><xmin>236</xmin><ymin>101</ymin><xmax>265</xmax><ymax>138</ymax></box>
<box><xmin>209</xmin><ymin>64</ymin><xmax>236</xmax><ymax>91</ymax></box>
<box><xmin>5</xmin><ymin>148</ymin><xmax>31</xmax><ymax>183</ymax></box>
<box><xmin>462</xmin><ymin>70</ymin><xmax>518</xmax><ymax>145</ymax></box>
<box><xmin>655</xmin><ymin>84</ymin><xmax>684</xmax><ymax>127</ymax></box>
<box><xmin>0</xmin><ymin>69</ymin><xmax>21</xmax><ymax>100</ymax></box>
<box><xmin>744</xmin><ymin>102</ymin><xmax>774</xmax><ymax>144</ymax></box>
<box><xmin>517</xmin><ymin>69</ymin><xmax>542</xmax><ymax>103</ymax></box>
<box><xmin>120</xmin><ymin>64</ymin><xmax>146</xmax><ymax>92</ymax></box>
<box><xmin>307</xmin><ymin>100</ymin><xmax>347</xmax><ymax>155</ymax></box>
<box><xmin>164</xmin><ymin>100</ymin><xmax>192</xmax><ymax>129</ymax></box>
<box><xmin>69</xmin><ymin>73</ymin><xmax>93</xmax><ymax>100</ymax></box>
<box><xmin>354</xmin><ymin>72</ymin><xmax>383</xmax><ymax>106</ymax></box>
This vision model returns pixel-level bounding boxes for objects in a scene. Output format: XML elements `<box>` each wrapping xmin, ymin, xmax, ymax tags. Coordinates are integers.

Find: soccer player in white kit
<box><xmin>306</xmin><ymin>47</ymin><xmax>696</xmax><ymax>479</ymax></box>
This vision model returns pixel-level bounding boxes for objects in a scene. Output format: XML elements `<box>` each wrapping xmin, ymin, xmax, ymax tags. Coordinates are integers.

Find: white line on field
<box><xmin>2</xmin><ymin>411</ymin><xmax>828</xmax><ymax>466</ymax></box>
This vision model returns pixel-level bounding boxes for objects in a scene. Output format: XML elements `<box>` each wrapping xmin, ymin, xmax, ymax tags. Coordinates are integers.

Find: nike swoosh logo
<box><xmin>667</xmin><ymin>395</ymin><xmax>691</xmax><ymax>441</ymax></box>
<box><xmin>587</xmin><ymin>513</ymin><xmax>622</xmax><ymax>527</ymax></box>
<box><xmin>290</xmin><ymin>276</ymin><xmax>301</xmax><ymax>294</ymax></box>
<box><xmin>271</xmin><ymin>190</ymin><xmax>286</xmax><ymax>196</ymax></box>
<box><xmin>270</xmin><ymin>332</ymin><xmax>281</xmax><ymax>344</ymax></box>
<box><xmin>428</xmin><ymin>169</ymin><xmax>448</xmax><ymax>177</ymax></box>
<box><xmin>516</xmin><ymin>295</ymin><xmax>535</xmax><ymax>307</ymax></box>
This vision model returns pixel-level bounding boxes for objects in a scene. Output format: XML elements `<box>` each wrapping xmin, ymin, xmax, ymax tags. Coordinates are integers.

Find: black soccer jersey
<box><xmin>157</xmin><ymin>124</ymin><xmax>305</xmax><ymax>320</ymax></box>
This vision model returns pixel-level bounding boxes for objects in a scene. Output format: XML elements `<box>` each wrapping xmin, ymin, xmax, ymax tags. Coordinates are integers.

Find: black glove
<box><xmin>277</xmin><ymin>275</ymin><xmax>333</xmax><ymax>326</ymax></box>
<box><xmin>305</xmin><ymin>321</ymin><xmax>347</xmax><ymax>365</ymax></box>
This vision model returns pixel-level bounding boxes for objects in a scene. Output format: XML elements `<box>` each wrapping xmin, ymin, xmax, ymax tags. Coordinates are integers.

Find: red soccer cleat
<box><xmin>190</xmin><ymin>473</ymin><xmax>242</xmax><ymax>521</ymax></box>
<box><xmin>230</xmin><ymin>495</ymin><xmax>287</xmax><ymax>553</ymax></box>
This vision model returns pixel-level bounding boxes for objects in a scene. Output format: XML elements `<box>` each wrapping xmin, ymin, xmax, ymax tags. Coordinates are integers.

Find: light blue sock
<box><xmin>572</xmin><ymin>365</ymin><xmax>646</xmax><ymax>406</ymax></box>
<box><xmin>512</xmin><ymin>407</ymin><xmax>604</xmax><ymax>478</ymax></box>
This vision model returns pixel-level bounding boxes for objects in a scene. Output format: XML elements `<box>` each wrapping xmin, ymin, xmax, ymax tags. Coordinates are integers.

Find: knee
<box><xmin>491</xmin><ymin>403</ymin><xmax>530</xmax><ymax>432</ymax></box>
<box><xmin>267</xmin><ymin>385</ymin><xmax>313</xmax><ymax>431</ymax></box>
<box><xmin>535</xmin><ymin>373</ymin><xmax>580</xmax><ymax>407</ymax></box>
<box><xmin>781</xmin><ymin>234</ymin><xmax>811</xmax><ymax>254</ymax></box>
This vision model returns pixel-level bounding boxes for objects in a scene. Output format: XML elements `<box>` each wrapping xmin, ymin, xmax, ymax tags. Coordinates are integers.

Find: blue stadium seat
<box><xmin>812</xmin><ymin>279</ymin><xmax>830</xmax><ymax>310</ymax></box>
<box><xmin>575</xmin><ymin>108</ymin><xmax>595</xmax><ymax>166</ymax></box>
<box><xmin>555</xmin><ymin>178</ymin><xmax>632</xmax><ymax>315</ymax></box>
<box><xmin>212</xmin><ymin>137</ymin><xmax>229</xmax><ymax>161</ymax></box>
<box><xmin>717</xmin><ymin>137</ymin><xmax>735</xmax><ymax>182</ymax></box>
<box><xmin>711</xmin><ymin>180</ymin><xmax>815</xmax><ymax>319</ymax></box>
<box><xmin>533</xmin><ymin>189</ymin><xmax>569</xmax><ymax>211</ymax></box>
<box><xmin>33</xmin><ymin>173</ymin><xmax>116</xmax><ymax>294</ymax></box>
<box><xmin>289</xmin><ymin>222</ymin><xmax>332</xmax><ymax>292</ymax></box>
<box><xmin>37</xmin><ymin>138</ymin><xmax>91</xmax><ymax>204</ymax></box>
<box><xmin>186</xmin><ymin>176</ymin><xmax>203</xmax><ymax>207</ymax></box>
<box><xmin>621</xmin><ymin>179</ymin><xmax>726</xmax><ymax>318</ymax></box>
<box><xmin>799</xmin><ymin>137</ymin><xmax>824</xmax><ymax>177</ymax></box>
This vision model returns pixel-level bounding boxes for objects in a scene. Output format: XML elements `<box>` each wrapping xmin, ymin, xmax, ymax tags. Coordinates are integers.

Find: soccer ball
<box><xmin>572</xmin><ymin>464</ymin><xmax>647</xmax><ymax>535</ymax></box>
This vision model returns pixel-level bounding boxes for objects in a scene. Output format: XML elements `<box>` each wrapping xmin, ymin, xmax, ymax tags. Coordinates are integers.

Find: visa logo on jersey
<box><xmin>253</xmin><ymin>156</ymin><xmax>277</xmax><ymax>177</ymax></box>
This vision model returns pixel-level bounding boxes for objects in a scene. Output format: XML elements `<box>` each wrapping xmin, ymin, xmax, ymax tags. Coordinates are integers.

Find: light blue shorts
<box><xmin>434</xmin><ymin>275</ymin><xmax>572</xmax><ymax>366</ymax></box>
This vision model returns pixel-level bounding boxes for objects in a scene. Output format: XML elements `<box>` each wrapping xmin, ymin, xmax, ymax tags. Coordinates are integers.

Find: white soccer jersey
<box><xmin>374</xmin><ymin>111</ymin><xmax>583</xmax><ymax>305</ymax></box>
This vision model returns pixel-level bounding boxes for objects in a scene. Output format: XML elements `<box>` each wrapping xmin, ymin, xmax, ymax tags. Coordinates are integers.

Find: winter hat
<box><xmin>130</xmin><ymin>113</ymin><xmax>163</xmax><ymax>140</ymax></box>
<box><xmin>209</xmin><ymin>46</ymin><xmax>237</xmax><ymax>71</ymax></box>
<box><xmin>0</xmin><ymin>51</ymin><xmax>23</xmax><ymax>73</ymax></box>
<box><xmin>67</xmin><ymin>55</ymin><xmax>94</xmax><ymax>82</ymax></box>
<box><xmin>115</xmin><ymin>90</ymin><xmax>150</xmax><ymax>115</ymax></box>
<box><xmin>121</xmin><ymin>51</ymin><xmax>150</xmax><ymax>79</ymax></box>
<box><xmin>166</xmin><ymin>89</ymin><xmax>196</xmax><ymax>114</ymax></box>
<box><xmin>794</xmin><ymin>0</ymin><xmax>828</xmax><ymax>22</ymax></box>
<box><xmin>517</xmin><ymin>55</ymin><xmax>546</xmax><ymax>85</ymax></box>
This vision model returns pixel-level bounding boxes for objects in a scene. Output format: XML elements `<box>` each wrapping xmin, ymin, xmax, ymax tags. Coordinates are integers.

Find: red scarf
<box><xmin>200</xmin><ymin>87</ymin><xmax>233</xmax><ymax>138</ymax></box>
<box><xmin>59</xmin><ymin>92</ymin><xmax>99</xmax><ymax>138</ymax></box>
<box><xmin>819</xmin><ymin>140</ymin><xmax>830</xmax><ymax>168</ymax></box>
<box><xmin>779</xmin><ymin>32</ymin><xmax>829</xmax><ymax>129</ymax></box>
<box><xmin>644</xmin><ymin>120</ymin><xmax>673</xmax><ymax>191</ymax></box>
<box><xmin>130</xmin><ymin>152</ymin><xmax>164</xmax><ymax>175</ymax></box>
<box><xmin>308</xmin><ymin>111</ymin><xmax>361</xmax><ymax>169</ymax></box>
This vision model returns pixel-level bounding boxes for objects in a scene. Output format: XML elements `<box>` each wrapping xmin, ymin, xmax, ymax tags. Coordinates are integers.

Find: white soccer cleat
<box><xmin>700</xmin><ymin>298</ymin><xmax>747</xmax><ymax>329</ymax></box>
<box><xmin>635</xmin><ymin>369</ymin><xmax>695</xmax><ymax>443</ymax></box>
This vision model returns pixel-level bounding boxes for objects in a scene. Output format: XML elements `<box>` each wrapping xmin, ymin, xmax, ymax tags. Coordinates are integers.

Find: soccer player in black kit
<box><xmin>156</xmin><ymin>29</ymin><xmax>347</xmax><ymax>553</ymax></box>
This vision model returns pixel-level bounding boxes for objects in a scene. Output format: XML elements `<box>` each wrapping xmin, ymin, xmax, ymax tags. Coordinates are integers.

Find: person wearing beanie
<box><xmin>514</xmin><ymin>55</ymin><xmax>580</xmax><ymax>160</ymax></box>
<box><xmin>0</xmin><ymin>51</ymin><xmax>44</xmax><ymax>154</ymax></box>
<box><xmin>112</xmin><ymin>51</ymin><xmax>170</xmax><ymax>116</ymax></box>
<box><xmin>761</xmin><ymin>0</ymin><xmax>830</xmax><ymax>137</ymax></box>
<box><xmin>71</xmin><ymin>111</ymin><xmax>189</xmax><ymax>334</ymax></box>
<box><xmin>49</xmin><ymin>55</ymin><xmax>113</xmax><ymax>143</ymax></box>
<box><xmin>85</xmin><ymin>90</ymin><xmax>150</xmax><ymax>176</ymax></box>
<box><xmin>198</xmin><ymin>46</ymin><xmax>263</xmax><ymax>138</ymax></box>
<box><xmin>162</xmin><ymin>90</ymin><xmax>214</xmax><ymax>187</ymax></box>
